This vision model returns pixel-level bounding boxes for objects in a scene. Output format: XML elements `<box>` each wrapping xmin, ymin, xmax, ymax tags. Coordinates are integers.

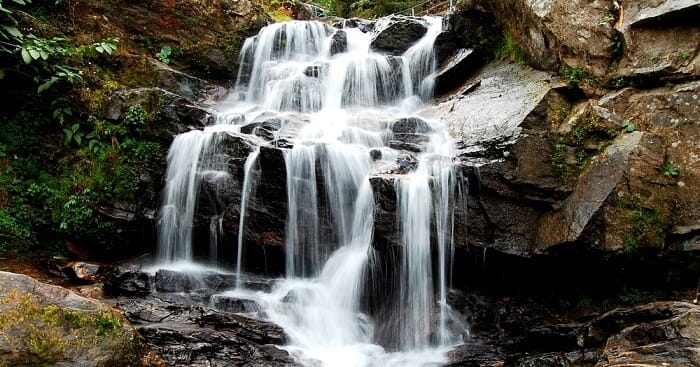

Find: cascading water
<box><xmin>156</xmin><ymin>16</ymin><xmax>467</xmax><ymax>366</ymax></box>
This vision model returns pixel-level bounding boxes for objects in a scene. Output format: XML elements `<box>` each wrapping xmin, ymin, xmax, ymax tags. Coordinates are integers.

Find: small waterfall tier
<box><xmin>156</xmin><ymin>16</ymin><xmax>469</xmax><ymax>367</ymax></box>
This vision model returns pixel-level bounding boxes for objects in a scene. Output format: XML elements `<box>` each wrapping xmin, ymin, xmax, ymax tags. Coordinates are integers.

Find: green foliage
<box><xmin>157</xmin><ymin>45</ymin><xmax>172</xmax><ymax>64</ymax></box>
<box><xmin>551</xmin><ymin>137</ymin><xmax>567</xmax><ymax>178</ymax></box>
<box><xmin>679</xmin><ymin>50</ymin><xmax>690</xmax><ymax>59</ymax></box>
<box><xmin>124</xmin><ymin>104</ymin><xmax>148</xmax><ymax>126</ymax></box>
<box><xmin>62</xmin><ymin>123</ymin><xmax>84</xmax><ymax>146</ymax></box>
<box><xmin>621</xmin><ymin>119</ymin><xmax>635</xmax><ymax>132</ymax></box>
<box><xmin>0</xmin><ymin>208</ymin><xmax>33</xmax><ymax>251</ymax></box>
<box><xmin>0</xmin><ymin>0</ymin><xmax>119</xmax><ymax>92</ymax></box>
<box><xmin>495</xmin><ymin>32</ymin><xmax>528</xmax><ymax>64</ymax></box>
<box><xmin>560</xmin><ymin>64</ymin><xmax>584</xmax><ymax>86</ymax></box>
<box><xmin>617</xmin><ymin>193</ymin><xmax>660</xmax><ymax>253</ymax></box>
<box><xmin>96</xmin><ymin>311</ymin><xmax>122</xmax><ymax>336</ymax></box>
<box><xmin>663</xmin><ymin>162</ymin><xmax>680</xmax><ymax>177</ymax></box>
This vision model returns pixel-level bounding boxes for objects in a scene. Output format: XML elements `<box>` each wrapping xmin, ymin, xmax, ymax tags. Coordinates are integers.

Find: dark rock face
<box><xmin>446</xmin><ymin>291</ymin><xmax>700</xmax><ymax>367</ymax></box>
<box><xmin>370</xmin><ymin>16</ymin><xmax>427</xmax><ymax>56</ymax></box>
<box><xmin>434</xmin><ymin>48</ymin><xmax>479</xmax><ymax>96</ymax></box>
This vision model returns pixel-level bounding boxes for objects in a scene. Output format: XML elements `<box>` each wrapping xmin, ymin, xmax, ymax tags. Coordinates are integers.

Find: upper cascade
<box><xmin>235</xmin><ymin>17</ymin><xmax>442</xmax><ymax>112</ymax></box>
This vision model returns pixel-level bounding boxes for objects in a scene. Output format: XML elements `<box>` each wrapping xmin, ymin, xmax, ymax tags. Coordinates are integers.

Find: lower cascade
<box><xmin>155</xmin><ymin>16</ymin><xmax>468</xmax><ymax>366</ymax></box>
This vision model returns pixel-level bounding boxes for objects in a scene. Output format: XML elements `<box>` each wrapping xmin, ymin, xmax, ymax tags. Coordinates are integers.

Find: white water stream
<box><xmin>156</xmin><ymin>17</ymin><xmax>467</xmax><ymax>366</ymax></box>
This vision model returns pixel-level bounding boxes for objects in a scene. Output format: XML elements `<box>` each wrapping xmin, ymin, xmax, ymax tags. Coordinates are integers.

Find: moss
<box><xmin>615</xmin><ymin>193</ymin><xmax>666</xmax><ymax>253</ymax></box>
<box><xmin>495</xmin><ymin>31</ymin><xmax>528</xmax><ymax>64</ymax></box>
<box><xmin>0</xmin><ymin>290</ymin><xmax>144</xmax><ymax>367</ymax></box>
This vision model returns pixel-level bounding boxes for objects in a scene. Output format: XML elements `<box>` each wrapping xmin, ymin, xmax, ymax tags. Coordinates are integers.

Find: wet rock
<box><xmin>391</xmin><ymin>117</ymin><xmax>431</xmax><ymax>134</ymax></box>
<box><xmin>330</xmin><ymin>29</ymin><xmax>347</xmax><ymax>55</ymax></box>
<box><xmin>114</xmin><ymin>288</ymin><xmax>294</xmax><ymax>367</ymax></box>
<box><xmin>291</xmin><ymin>0</ymin><xmax>313</xmax><ymax>20</ymax></box>
<box><xmin>103</xmin><ymin>269</ymin><xmax>153</xmax><ymax>296</ymax></box>
<box><xmin>334</xmin><ymin>18</ymin><xmax>375</xmax><ymax>33</ymax></box>
<box><xmin>389</xmin><ymin>133</ymin><xmax>430</xmax><ymax>153</ymax></box>
<box><xmin>447</xmin><ymin>342</ymin><xmax>505</xmax><ymax>366</ymax></box>
<box><xmin>211</xmin><ymin>295</ymin><xmax>261</xmax><ymax>313</ymax></box>
<box><xmin>614</xmin><ymin>0</ymin><xmax>700</xmax><ymax>81</ymax></box>
<box><xmin>370</xmin><ymin>16</ymin><xmax>427</xmax><ymax>56</ymax></box>
<box><xmin>434</xmin><ymin>31</ymin><xmax>459</xmax><ymax>67</ymax></box>
<box><xmin>303</xmin><ymin>62</ymin><xmax>327</xmax><ymax>78</ymax></box>
<box><xmin>434</xmin><ymin>48</ymin><xmax>480</xmax><ymax>96</ymax></box>
<box><xmin>154</xmin><ymin>269</ymin><xmax>242</xmax><ymax>293</ymax></box>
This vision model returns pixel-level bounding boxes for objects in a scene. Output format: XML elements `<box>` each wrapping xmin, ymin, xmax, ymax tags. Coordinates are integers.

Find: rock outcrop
<box><xmin>447</xmin><ymin>294</ymin><xmax>700</xmax><ymax>367</ymax></box>
<box><xmin>472</xmin><ymin>0</ymin><xmax>617</xmax><ymax>76</ymax></box>
<box><xmin>613</xmin><ymin>0</ymin><xmax>700</xmax><ymax>81</ymax></box>
<box><xmin>0</xmin><ymin>271</ymin><xmax>156</xmax><ymax>366</ymax></box>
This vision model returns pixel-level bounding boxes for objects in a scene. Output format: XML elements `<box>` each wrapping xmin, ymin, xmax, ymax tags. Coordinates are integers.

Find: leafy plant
<box><xmin>124</xmin><ymin>104</ymin><xmax>148</xmax><ymax>126</ymax></box>
<box><xmin>157</xmin><ymin>45</ymin><xmax>172</xmax><ymax>64</ymax></box>
<box><xmin>663</xmin><ymin>163</ymin><xmax>680</xmax><ymax>177</ymax></box>
<box><xmin>62</xmin><ymin>123</ymin><xmax>84</xmax><ymax>146</ymax></box>
<box><xmin>621</xmin><ymin>120</ymin><xmax>635</xmax><ymax>133</ymax></box>
<box><xmin>560</xmin><ymin>64</ymin><xmax>584</xmax><ymax>86</ymax></box>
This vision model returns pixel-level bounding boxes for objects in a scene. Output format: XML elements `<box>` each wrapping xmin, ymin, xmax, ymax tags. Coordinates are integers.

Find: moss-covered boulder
<box><xmin>0</xmin><ymin>271</ymin><xmax>161</xmax><ymax>367</ymax></box>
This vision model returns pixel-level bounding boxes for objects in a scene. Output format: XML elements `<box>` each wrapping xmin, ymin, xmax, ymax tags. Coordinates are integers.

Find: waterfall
<box><xmin>156</xmin><ymin>15</ymin><xmax>467</xmax><ymax>366</ymax></box>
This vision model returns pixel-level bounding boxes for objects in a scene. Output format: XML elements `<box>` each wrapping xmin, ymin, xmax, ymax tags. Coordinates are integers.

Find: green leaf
<box><xmin>625</xmin><ymin>123</ymin><xmax>635</xmax><ymax>132</ymax></box>
<box><xmin>52</xmin><ymin>108</ymin><xmax>61</xmax><ymax>119</ymax></box>
<box><xmin>71</xmin><ymin>123</ymin><xmax>80</xmax><ymax>132</ymax></box>
<box><xmin>20</xmin><ymin>48</ymin><xmax>32</xmax><ymax>63</ymax></box>
<box><xmin>74</xmin><ymin>134</ymin><xmax>82</xmax><ymax>145</ymax></box>
<box><xmin>37</xmin><ymin>76</ymin><xmax>58</xmax><ymax>93</ymax></box>
<box><xmin>39</xmin><ymin>50</ymin><xmax>48</xmax><ymax>60</ymax></box>
<box><xmin>3</xmin><ymin>26</ymin><xmax>22</xmax><ymax>38</ymax></box>
<box><xmin>95</xmin><ymin>45</ymin><xmax>104</xmax><ymax>53</ymax></box>
<box><xmin>28</xmin><ymin>48</ymin><xmax>40</xmax><ymax>59</ymax></box>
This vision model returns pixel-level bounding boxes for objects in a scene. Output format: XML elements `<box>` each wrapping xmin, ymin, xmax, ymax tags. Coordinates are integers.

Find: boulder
<box><xmin>370</xmin><ymin>16</ymin><xmax>428</xmax><ymax>56</ymax></box>
<box><xmin>613</xmin><ymin>0</ymin><xmax>700</xmax><ymax>81</ymax></box>
<box><xmin>103</xmin><ymin>269</ymin><xmax>153</xmax><ymax>296</ymax></box>
<box><xmin>330</xmin><ymin>29</ymin><xmax>348</xmax><ymax>55</ymax></box>
<box><xmin>0</xmin><ymin>271</ymin><xmax>155</xmax><ymax>366</ymax></box>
